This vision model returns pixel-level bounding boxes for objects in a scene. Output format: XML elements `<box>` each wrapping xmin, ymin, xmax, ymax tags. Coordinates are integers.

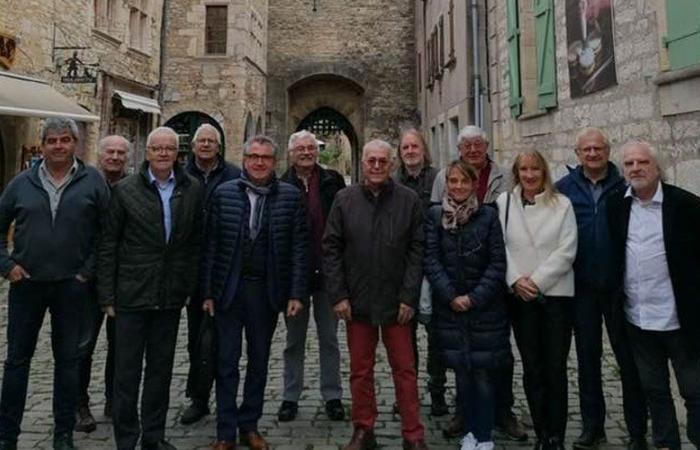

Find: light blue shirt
<box><xmin>148</xmin><ymin>167</ymin><xmax>176</xmax><ymax>242</ymax></box>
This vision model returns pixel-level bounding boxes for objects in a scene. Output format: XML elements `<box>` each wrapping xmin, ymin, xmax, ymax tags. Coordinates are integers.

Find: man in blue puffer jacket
<box><xmin>555</xmin><ymin>127</ymin><xmax>648</xmax><ymax>450</ymax></box>
<box><xmin>200</xmin><ymin>135</ymin><xmax>308</xmax><ymax>450</ymax></box>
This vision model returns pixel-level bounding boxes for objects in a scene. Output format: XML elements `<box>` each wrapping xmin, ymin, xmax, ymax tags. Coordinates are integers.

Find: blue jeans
<box><xmin>573</xmin><ymin>290</ymin><xmax>647</xmax><ymax>437</ymax></box>
<box><xmin>0</xmin><ymin>279</ymin><xmax>86</xmax><ymax>442</ymax></box>
<box><xmin>456</xmin><ymin>368</ymin><xmax>494</xmax><ymax>442</ymax></box>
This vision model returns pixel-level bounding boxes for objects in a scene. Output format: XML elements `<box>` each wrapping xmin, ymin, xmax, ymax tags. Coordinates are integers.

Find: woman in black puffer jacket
<box><xmin>424</xmin><ymin>160</ymin><xmax>510</xmax><ymax>450</ymax></box>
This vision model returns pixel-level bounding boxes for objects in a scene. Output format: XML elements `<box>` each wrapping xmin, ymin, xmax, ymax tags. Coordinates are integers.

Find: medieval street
<box><xmin>0</xmin><ymin>281</ymin><xmax>689</xmax><ymax>450</ymax></box>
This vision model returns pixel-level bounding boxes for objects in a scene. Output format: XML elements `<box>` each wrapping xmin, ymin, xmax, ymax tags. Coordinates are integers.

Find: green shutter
<box><xmin>506</xmin><ymin>0</ymin><xmax>522</xmax><ymax>118</ymax></box>
<box><xmin>534</xmin><ymin>0</ymin><xmax>557</xmax><ymax>109</ymax></box>
<box><xmin>664</xmin><ymin>0</ymin><xmax>700</xmax><ymax>70</ymax></box>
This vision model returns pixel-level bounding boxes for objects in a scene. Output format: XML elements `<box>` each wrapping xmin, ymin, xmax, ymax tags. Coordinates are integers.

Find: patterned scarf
<box><xmin>441</xmin><ymin>192</ymin><xmax>479</xmax><ymax>230</ymax></box>
<box><xmin>240</xmin><ymin>171</ymin><xmax>274</xmax><ymax>240</ymax></box>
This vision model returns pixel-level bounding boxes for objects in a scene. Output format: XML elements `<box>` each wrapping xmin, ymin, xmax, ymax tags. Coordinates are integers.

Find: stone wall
<box><xmin>487</xmin><ymin>1</ymin><xmax>700</xmax><ymax>194</ymax></box>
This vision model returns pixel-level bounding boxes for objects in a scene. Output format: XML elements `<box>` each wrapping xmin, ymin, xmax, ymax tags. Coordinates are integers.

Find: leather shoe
<box><xmin>402</xmin><ymin>439</ymin><xmax>429</xmax><ymax>450</ymax></box>
<box><xmin>548</xmin><ymin>437</ymin><xmax>565</xmax><ymax>450</ymax></box>
<box><xmin>181</xmin><ymin>401</ymin><xmax>210</xmax><ymax>425</ymax></box>
<box><xmin>277</xmin><ymin>400</ymin><xmax>298</xmax><ymax>422</ymax></box>
<box><xmin>627</xmin><ymin>438</ymin><xmax>649</xmax><ymax>450</ymax></box>
<box><xmin>0</xmin><ymin>440</ymin><xmax>17</xmax><ymax>450</ymax></box>
<box><xmin>325</xmin><ymin>399</ymin><xmax>345</xmax><ymax>421</ymax></box>
<box><xmin>142</xmin><ymin>440</ymin><xmax>177</xmax><ymax>450</ymax></box>
<box><xmin>75</xmin><ymin>404</ymin><xmax>97</xmax><ymax>433</ymax></box>
<box><xmin>573</xmin><ymin>429</ymin><xmax>606</xmax><ymax>449</ymax></box>
<box><xmin>344</xmin><ymin>427</ymin><xmax>377</xmax><ymax>450</ymax></box>
<box><xmin>53</xmin><ymin>434</ymin><xmax>75</xmax><ymax>450</ymax></box>
<box><xmin>442</xmin><ymin>413</ymin><xmax>464</xmax><ymax>439</ymax></box>
<box><xmin>210</xmin><ymin>441</ymin><xmax>236</xmax><ymax>450</ymax></box>
<box><xmin>495</xmin><ymin>411</ymin><xmax>527</xmax><ymax>441</ymax></box>
<box><xmin>239</xmin><ymin>431</ymin><xmax>269</xmax><ymax>450</ymax></box>
<box><xmin>430</xmin><ymin>393</ymin><xmax>448</xmax><ymax>417</ymax></box>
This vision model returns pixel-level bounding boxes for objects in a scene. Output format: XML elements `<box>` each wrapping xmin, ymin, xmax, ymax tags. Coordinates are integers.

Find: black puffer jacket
<box><xmin>423</xmin><ymin>204</ymin><xmax>510</xmax><ymax>370</ymax></box>
<box><xmin>97</xmin><ymin>162</ymin><xmax>203</xmax><ymax>311</ymax></box>
<box><xmin>199</xmin><ymin>176</ymin><xmax>309</xmax><ymax>312</ymax></box>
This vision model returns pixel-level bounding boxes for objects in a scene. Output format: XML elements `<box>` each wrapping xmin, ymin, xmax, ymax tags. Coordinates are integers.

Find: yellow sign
<box><xmin>0</xmin><ymin>32</ymin><xmax>17</xmax><ymax>69</ymax></box>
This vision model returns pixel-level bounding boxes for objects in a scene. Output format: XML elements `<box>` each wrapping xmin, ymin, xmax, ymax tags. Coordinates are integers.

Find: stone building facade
<box><xmin>0</xmin><ymin>0</ymin><xmax>164</xmax><ymax>186</ymax></box>
<box><xmin>265</xmin><ymin>0</ymin><xmax>416</xmax><ymax>178</ymax></box>
<box><xmin>487</xmin><ymin>0</ymin><xmax>700</xmax><ymax>193</ymax></box>
<box><xmin>160</xmin><ymin>0</ymin><xmax>268</xmax><ymax>162</ymax></box>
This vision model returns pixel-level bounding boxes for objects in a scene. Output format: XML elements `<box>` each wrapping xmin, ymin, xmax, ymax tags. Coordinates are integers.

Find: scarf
<box><xmin>441</xmin><ymin>192</ymin><xmax>479</xmax><ymax>230</ymax></box>
<box><xmin>240</xmin><ymin>171</ymin><xmax>274</xmax><ymax>240</ymax></box>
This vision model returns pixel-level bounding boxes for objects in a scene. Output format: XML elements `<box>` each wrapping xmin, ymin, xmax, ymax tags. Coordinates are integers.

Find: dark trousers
<box><xmin>456</xmin><ymin>369</ymin><xmax>495</xmax><ymax>442</ymax></box>
<box><xmin>414</xmin><ymin>321</ymin><xmax>447</xmax><ymax>398</ymax></box>
<box><xmin>77</xmin><ymin>304</ymin><xmax>115</xmax><ymax>406</ymax></box>
<box><xmin>0</xmin><ymin>279</ymin><xmax>86</xmax><ymax>441</ymax></box>
<box><xmin>626</xmin><ymin>323</ymin><xmax>700</xmax><ymax>450</ymax></box>
<box><xmin>512</xmin><ymin>296</ymin><xmax>573</xmax><ymax>441</ymax></box>
<box><xmin>113</xmin><ymin>309</ymin><xmax>181</xmax><ymax>450</ymax></box>
<box><xmin>215</xmin><ymin>279</ymin><xmax>278</xmax><ymax>441</ymax></box>
<box><xmin>573</xmin><ymin>290</ymin><xmax>647</xmax><ymax>437</ymax></box>
<box><xmin>185</xmin><ymin>300</ymin><xmax>213</xmax><ymax>405</ymax></box>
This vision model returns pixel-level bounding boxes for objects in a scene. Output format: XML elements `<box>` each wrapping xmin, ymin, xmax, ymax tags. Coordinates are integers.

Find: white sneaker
<box><xmin>475</xmin><ymin>441</ymin><xmax>495</xmax><ymax>450</ymax></box>
<box><xmin>460</xmin><ymin>433</ymin><xmax>477</xmax><ymax>450</ymax></box>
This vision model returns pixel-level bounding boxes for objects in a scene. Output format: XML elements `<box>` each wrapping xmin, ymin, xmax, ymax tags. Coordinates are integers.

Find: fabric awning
<box><xmin>114</xmin><ymin>89</ymin><xmax>161</xmax><ymax>115</ymax></box>
<box><xmin>0</xmin><ymin>70</ymin><xmax>99</xmax><ymax>122</ymax></box>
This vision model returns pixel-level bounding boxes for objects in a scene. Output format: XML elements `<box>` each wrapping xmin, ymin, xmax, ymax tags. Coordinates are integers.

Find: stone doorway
<box><xmin>287</xmin><ymin>75</ymin><xmax>364</xmax><ymax>181</ymax></box>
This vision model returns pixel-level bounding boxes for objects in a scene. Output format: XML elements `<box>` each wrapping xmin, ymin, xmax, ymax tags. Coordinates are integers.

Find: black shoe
<box><xmin>627</xmin><ymin>438</ymin><xmax>649</xmax><ymax>450</ymax></box>
<box><xmin>75</xmin><ymin>404</ymin><xmax>97</xmax><ymax>433</ymax></box>
<box><xmin>142</xmin><ymin>440</ymin><xmax>177</xmax><ymax>450</ymax></box>
<box><xmin>180</xmin><ymin>401</ymin><xmax>210</xmax><ymax>425</ymax></box>
<box><xmin>547</xmin><ymin>437</ymin><xmax>565</xmax><ymax>450</ymax></box>
<box><xmin>53</xmin><ymin>433</ymin><xmax>75</xmax><ymax>450</ymax></box>
<box><xmin>495</xmin><ymin>411</ymin><xmax>528</xmax><ymax>441</ymax></box>
<box><xmin>277</xmin><ymin>400</ymin><xmax>298</xmax><ymax>422</ymax></box>
<box><xmin>573</xmin><ymin>429</ymin><xmax>606</xmax><ymax>449</ymax></box>
<box><xmin>533</xmin><ymin>439</ymin><xmax>546</xmax><ymax>450</ymax></box>
<box><xmin>104</xmin><ymin>398</ymin><xmax>112</xmax><ymax>418</ymax></box>
<box><xmin>429</xmin><ymin>393</ymin><xmax>448</xmax><ymax>417</ymax></box>
<box><xmin>442</xmin><ymin>414</ymin><xmax>464</xmax><ymax>439</ymax></box>
<box><xmin>325</xmin><ymin>399</ymin><xmax>345</xmax><ymax>421</ymax></box>
<box><xmin>0</xmin><ymin>440</ymin><xmax>17</xmax><ymax>450</ymax></box>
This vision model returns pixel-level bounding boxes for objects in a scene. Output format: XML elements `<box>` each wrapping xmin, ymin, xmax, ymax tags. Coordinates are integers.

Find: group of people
<box><xmin>0</xmin><ymin>117</ymin><xmax>697</xmax><ymax>450</ymax></box>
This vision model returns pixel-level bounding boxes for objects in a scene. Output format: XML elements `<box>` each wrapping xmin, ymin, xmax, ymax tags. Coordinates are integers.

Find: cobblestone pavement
<box><xmin>0</xmin><ymin>281</ymin><xmax>689</xmax><ymax>450</ymax></box>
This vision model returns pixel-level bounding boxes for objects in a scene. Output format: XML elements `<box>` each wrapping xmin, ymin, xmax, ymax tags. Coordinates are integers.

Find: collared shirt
<box><xmin>38</xmin><ymin>158</ymin><xmax>79</xmax><ymax>221</ymax></box>
<box><xmin>148</xmin><ymin>167</ymin><xmax>176</xmax><ymax>242</ymax></box>
<box><xmin>583</xmin><ymin>168</ymin><xmax>608</xmax><ymax>204</ymax></box>
<box><xmin>623</xmin><ymin>182</ymin><xmax>680</xmax><ymax>331</ymax></box>
<box><xmin>246</xmin><ymin>188</ymin><xmax>260</xmax><ymax>233</ymax></box>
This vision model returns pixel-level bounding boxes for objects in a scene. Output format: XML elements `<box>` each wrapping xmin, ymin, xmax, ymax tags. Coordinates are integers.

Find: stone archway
<box><xmin>287</xmin><ymin>74</ymin><xmax>365</xmax><ymax>180</ymax></box>
<box><xmin>164</xmin><ymin>111</ymin><xmax>226</xmax><ymax>163</ymax></box>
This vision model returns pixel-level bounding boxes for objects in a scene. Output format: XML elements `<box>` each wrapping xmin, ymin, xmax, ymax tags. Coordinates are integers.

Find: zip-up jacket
<box><xmin>0</xmin><ymin>160</ymin><xmax>109</xmax><ymax>281</ymax></box>
<box><xmin>97</xmin><ymin>162</ymin><xmax>202</xmax><ymax>311</ymax></box>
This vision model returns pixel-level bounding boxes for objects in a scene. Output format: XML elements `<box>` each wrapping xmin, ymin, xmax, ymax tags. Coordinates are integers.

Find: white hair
<box><xmin>619</xmin><ymin>139</ymin><xmax>666</xmax><ymax>180</ymax></box>
<box><xmin>98</xmin><ymin>135</ymin><xmax>132</xmax><ymax>159</ymax></box>
<box><xmin>362</xmin><ymin>139</ymin><xmax>393</xmax><ymax>159</ymax></box>
<box><xmin>457</xmin><ymin>125</ymin><xmax>489</xmax><ymax>145</ymax></box>
<box><xmin>147</xmin><ymin>126</ymin><xmax>179</xmax><ymax>148</ymax></box>
<box><xmin>288</xmin><ymin>130</ymin><xmax>318</xmax><ymax>150</ymax></box>
<box><xmin>575</xmin><ymin>127</ymin><xmax>610</xmax><ymax>149</ymax></box>
<box><xmin>191</xmin><ymin>123</ymin><xmax>221</xmax><ymax>145</ymax></box>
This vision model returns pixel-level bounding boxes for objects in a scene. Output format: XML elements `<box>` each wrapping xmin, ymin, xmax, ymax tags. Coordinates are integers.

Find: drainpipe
<box><xmin>471</xmin><ymin>0</ymin><xmax>482</xmax><ymax>128</ymax></box>
<box><xmin>157</xmin><ymin>0</ymin><xmax>169</xmax><ymax>126</ymax></box>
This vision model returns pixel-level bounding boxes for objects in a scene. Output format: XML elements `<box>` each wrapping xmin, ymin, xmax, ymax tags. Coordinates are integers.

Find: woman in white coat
<box><xmin>496</xmin><ymin>150</ymin><xmax>578</xmax><ymax>450</ymax></box>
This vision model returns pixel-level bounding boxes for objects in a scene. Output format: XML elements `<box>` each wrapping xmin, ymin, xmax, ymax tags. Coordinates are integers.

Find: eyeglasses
<box><xmin>293</xmin><ymin>145</ymin><xmax>317</xmax><ymax>153</ymax></box>
<box><xmin>245</xmin><ymin>153</ymin><xmax>275</xmax><ymax>163</ymax></box>
<box><xmin>148</xmin><ymin>146</ymin><xmax>178</xmax><ymax>154</ymax></box>
<box><xmin>196</xmin><ymin>138</ymin><xmax>218</xmax><ymax>145</ymax></box>
<box><xmin>459</xmin><ymin>140</ymin><xmax>486</xmax><ymax>150</ymax></box>
<box><xmin>364</xmin><ymin>157</ymin><xmax>390</xmax><ymax>167</ymax></box>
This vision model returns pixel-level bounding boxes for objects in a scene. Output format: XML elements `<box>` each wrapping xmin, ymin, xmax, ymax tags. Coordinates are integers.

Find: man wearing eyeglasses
<box><xmin>324</xmin><ymin>139</ymin><xmax>428</xmax><ymax>450</ymax></box>
<box><xmin>276</xmin><ymin>130</ymin><xmax>346</xmax><ymax>423</ymax></box>
<box><xmin>201</xmin><ymin>135</ymin><xmax>308</xmax><ymax>450</ymax></box>
<box><xmin>98</xmin><ymin>127</ymin><xmax>203</xmax><ymax>450</ymax></box>
<box><xmin>556</xmin><ymin>127</ymin><xmax>648</xmax><ymax>450</ymax></box>
<box><xmin>181</xmin><ymin>124</ymin><xmax>241</xmax><ymax>425</ymax></box>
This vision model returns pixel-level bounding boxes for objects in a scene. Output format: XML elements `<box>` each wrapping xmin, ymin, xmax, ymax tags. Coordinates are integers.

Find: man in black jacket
<box><xmin>324</xmin><ymin>139</ymin><xmax>428</xmax><ymax>450</ymax></box>
<box><xmin>277</xmin><ymin>130</ymin><xmax>346</xmax><ymax>423</ymax></box>
<box><xmin>98</xmin><ymin>127</ymin><xmax>202</xmax><ymax>450</ymax></box>
<box><xmin>607</xmin><ymin>140</ymin><xmax>700</xmax><ymax>450</ymax></box>
<box><xmin>181</xmin><ymin>124</ymin><xmax>241</xmax><ymax>425</ymax></box>
<box><xmin>201</xmin><ymin>135</ymin><xmax>307</xmax><ymax>450</ymax></box>
<box><xmin>0</xmin><ymin>117</ymin><xmax>110</xmax><ymax>450</ymax></box>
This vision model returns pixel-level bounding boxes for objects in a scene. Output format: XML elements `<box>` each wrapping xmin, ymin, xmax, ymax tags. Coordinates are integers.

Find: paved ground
<box><xmin>0</xmin><ymin>280</ymin><xmax>689</xmax><ymax>449</ymax></box>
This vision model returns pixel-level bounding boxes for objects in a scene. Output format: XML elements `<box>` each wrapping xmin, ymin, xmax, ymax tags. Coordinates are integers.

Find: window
<box><xmin>438</xmin><ymin>16</ymin><xmax>445</xmax><ymax>69</ymax></box>
<box><xmin>505</xmin><ymin>0</ymin><xmax>522</xmax><ymax>117</ymax></box>
<box><xmin>417</xmin><ymin>52</ymin><xmax>422</xmax><ymax>92</ymax></box>
<box><xmin>94</xmin><ymin>0</ymin><xmax>117</xmax><ymax>31</ymax></box>
<box><xmin>534</xmin><ymin>0</ymin><xmax>557</xmax><ymax>109</ymax></box>
<box><xmin>447</xmin><ymin>0</ymin><xmax>456</xmax><ymax>65</ymax></box>
<box><xmin>128</xmin><ymin>0</ymin><xmax>149</xmax><ymax>52</ymax></box>
<box><xmin>205</xmin><ymin>5</ymin><xmax>228</xmax><ymax>55</ymax></box>
<box><xmin>448</xmin><ymin>116</ymin><xmax>459</xmax><ymax>155</ymax></box>
<box><xmin>663</xmin><ymin>0</ymin><xmax>700</xmax><ymax>70</ymax></box>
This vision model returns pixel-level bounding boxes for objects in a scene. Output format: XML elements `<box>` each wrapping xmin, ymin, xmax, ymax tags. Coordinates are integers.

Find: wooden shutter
<box><xmin>663</xmin><ymin>0</ymin><xmax>700</xmax><ymax>70</ymax></box>
<box><xmin>535</xmin><ymin>0</ymin><xmax>557</xmax><ymax>109</ymax></box>
<box><xmin>506</xmin><ymin>0</ymin><xmax>522</xmax><ymax>117</ymax></box>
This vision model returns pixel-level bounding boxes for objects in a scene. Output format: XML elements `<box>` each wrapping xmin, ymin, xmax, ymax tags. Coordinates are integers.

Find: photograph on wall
<box><xmin>566</xmin><ymin>0</ymin><xmax>617</xmax><ymax>98</ymax></box>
